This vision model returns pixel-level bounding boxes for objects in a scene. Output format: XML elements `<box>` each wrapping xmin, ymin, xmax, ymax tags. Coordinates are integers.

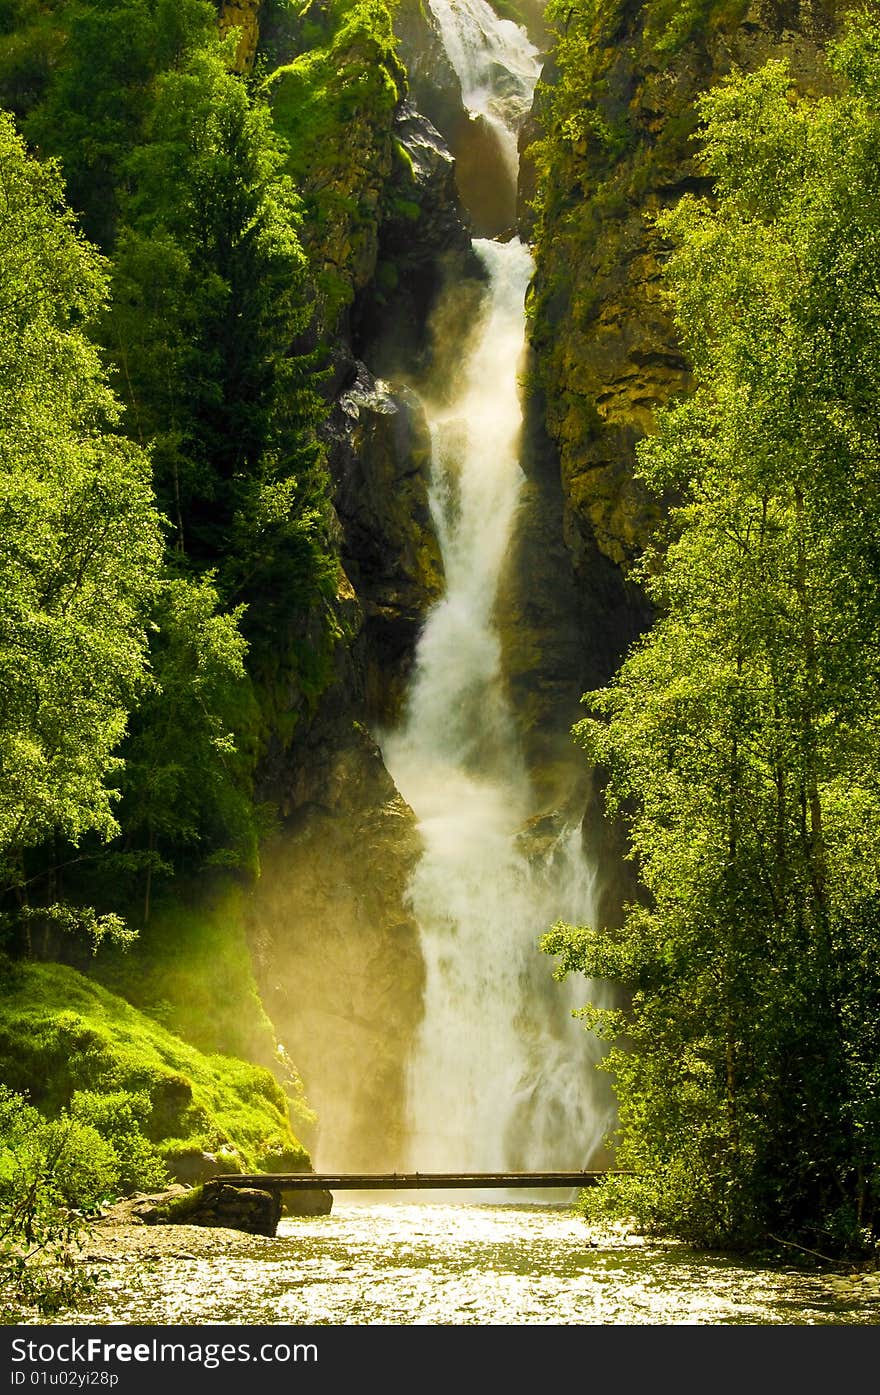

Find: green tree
<box><xmin>109</xmin><ymin>576</ymin><xmax>262</xmax><ymax>923</ymax></box>
<box><xmin>0</xmin><ymin>1085</ymin><xmax>117</xmax><ymax>1319</ymax></box>
<box><xmin>104</xmin><ymin>45</ymin><xmax>335</xmax><ymax>622</ymax></box>
<box><xmin>0</xmin><ymin>112</ymin><xmax>163</xmax><ymax>948</ymax></box>
<box><xmin>544</xmin><ymin>19</ymin><xmax>880</xmax><ymax>1256</ymax></box>
<box><xmin>69</xmin><ymin>1089</ymin><xmax>169</xmax><ymax>1193</ymax></box>
<box><xmin>20</xmin><ymin>0</ymin><xmax>217</xmax><ymax>248</ymax></box>
<box><xmin>3</xmin><ymin>5</ymin><xmax>340</xmax><ymax>920</ymax></box>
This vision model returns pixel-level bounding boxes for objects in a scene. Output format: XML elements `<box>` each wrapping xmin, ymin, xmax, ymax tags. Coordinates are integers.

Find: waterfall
<box><xmin>427</xmin><ymin>0</ymin><xmax>541</xmax><ymax>184</ymax></box>
<box><xmin>378</xmin><ymin>0</ymin><xmax>612</xmax><ymax>1185</ymax></box>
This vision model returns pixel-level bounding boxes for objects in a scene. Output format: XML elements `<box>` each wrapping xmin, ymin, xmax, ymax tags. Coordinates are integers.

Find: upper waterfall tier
<box><xmin>429</xmin><ymin>0</ymin><xmax>541</xmax><ymax>131</ymax></box>
<box><xmin>427</xmin><ymin>0</ymin><xmax>541</xmax><ymax>235</ymax></box>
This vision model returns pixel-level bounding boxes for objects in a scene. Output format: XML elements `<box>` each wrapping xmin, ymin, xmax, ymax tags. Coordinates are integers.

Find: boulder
<box><xmin>165</xmin><ymin>1148</ymin><xmax>243</xmax><ymax>1186</ymax></box>
<box><xmin>187</xmin><ymin>1183</ymin><xmax>282</xmax><ymax>1237</ymax></box>
<box><xmin>282</xmin><ymin>1187</ymin><xmax>334</xmax><ymax>1217</ymax></box>
<box><xmin>101</xmin><ymin>1182</ymin><xmax>283</xmax><ymax>1236</ymax></box>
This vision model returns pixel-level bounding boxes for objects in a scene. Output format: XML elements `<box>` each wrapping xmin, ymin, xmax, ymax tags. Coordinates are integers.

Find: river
<box><xmin>46</xmin><ymin>1202</ymin><xmax>880</xmax><ymax>1326</ymax></box>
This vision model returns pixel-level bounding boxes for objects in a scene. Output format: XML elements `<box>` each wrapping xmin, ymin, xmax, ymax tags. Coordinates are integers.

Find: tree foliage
<box><xmin>0</xmin><ymin>2</ymin><xmax>342</xmax><ymax>932</ymax></box>
<box><xmin>104</xmin><ymin>44</ymin><xmax>333</xmax><ymax>599</ymax></box>
<box><xmin>19</xmin><ymin>0</ymin><xmax>218</xmax><ymax>247</ymax></box>
<box><xmin>93</xmin><ymin>38</ymin><xmax>339</xmax><ymax>900</ymax></box>
<box><xmin>0</xmin><ymin>1085</ymin><xmax>114</xmax><ymax>1319</ymax></box>
<box><xmin>544</xmin><ymin>17</ymin><xmax>880</xmax><ymax>1256</ymax></box>
<box><xmin>108</xmin><ymin>575</ymin><xmax>263</xmax><ymax>922</ymax></box>
<box><xmin>0</xmin><ymin>111</ymin><xmax>162</xmax><ymax>937</ymax></box>
<box><xmin>0</xmin><ymin>1081</ymin><xmax>170</xmax><ymax>1318</ymax></box>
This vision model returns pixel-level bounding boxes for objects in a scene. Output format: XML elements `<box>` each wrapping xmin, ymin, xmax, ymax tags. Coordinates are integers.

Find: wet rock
<box><xmin>391</xmin><ymin>102</ymin><xmax>472</xmax><ymax>253</ymax></box>
<box><xmin>282</xmin><ymin>1187</ymin><xmax>333</xmax><ymax>1217</ymax></box>
<box><xmin>393</xmin><ymin>0</ymin><xmax>469</xmax><ymax>152</ymax></box>
<box><xmin>514</xmin><ymin>810</ymin><xmax>577</xmax><ymax>866</ymax></box>
<box><xmin>108</xmin><ymin>1183</ymin><xmax>283</xmax><ymax>1237</ymax></box>
<box><xmin>354</xmin><ymin>100</ymin><xmax>482</xmax><ymax>380</ymax></box>
<box><xmin>392</xmin><ymin>0</ymin><xmax>534</xmax><ymax>237</ymax></box>
<box><xmin>453</xmin><ymin>110</ymin><xmax>520</xmax><ymax>238</ymax></box>
<box><xmin>326</xmin><ymin>359</ymin><xmax>444</xmax><ymax>721</ymax></box>
<box><xmin>188</xmin><ymin>1183</ymin><xmax>282</xmax><ymax>1237</ymax></box>
<box><xmin>166</xmin><ymin>1148</ymin><xmax>243</xmax><ymax>1186</ymax></box>
<box><xmin>99</xmin><ymin>1185</ymin><xmax>191</xmax><ymax>1227</ymax></box>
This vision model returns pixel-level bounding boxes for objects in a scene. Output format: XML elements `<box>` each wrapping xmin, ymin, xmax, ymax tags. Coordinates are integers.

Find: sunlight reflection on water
<box><xmin>60</xmin><ymin>1203</ymin><xmax>880</xmax><ymax>1327</ymax></box>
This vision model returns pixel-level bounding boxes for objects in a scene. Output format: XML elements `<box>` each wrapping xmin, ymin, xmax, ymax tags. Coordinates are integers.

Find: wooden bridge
<box><xmin>209</xmin><ymin>1170</ymin><xmax>628</xmax><ymax>1192</ymax></box>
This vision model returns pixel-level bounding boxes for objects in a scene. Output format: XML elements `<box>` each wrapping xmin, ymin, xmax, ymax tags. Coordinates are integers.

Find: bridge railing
<box><xmin>206</xmin><ymin>1170</ymin><xmax>635</xmax><ymax>1191</ymax></box>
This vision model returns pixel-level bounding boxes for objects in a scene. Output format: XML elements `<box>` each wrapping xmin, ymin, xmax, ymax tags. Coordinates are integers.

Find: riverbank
<box><xmin>81</xmin><ymin>1214</ymin><xmax>276</xmax><ymax>1266</ymax></box>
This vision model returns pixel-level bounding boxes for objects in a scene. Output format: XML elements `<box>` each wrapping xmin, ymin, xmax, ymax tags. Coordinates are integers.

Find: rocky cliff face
<box><xmin>393</xmin><ymin>0</ymin><xmax>468</xmax><ymax>145</ymax></box>
<box><xmin>326</xmin><ymin>363</ymin><xmax>445</xmax><ymax>722</ymax></box>
<box><xmin>494</xmin><ymin>0</ymin><xmax>843</xmax><ymax>929</ymax></box>
<box><xmin>393</xmin><ymin>0</ymin><xmax>535</xmax><ymax>237</ymax></box>
<box><xmin>242</xmin><ymin>0</ymin><xmax>845</xmax><ymax>1167</ymax></box>
<box><xmin>264</xmin><ymin>1</ymin><xmax>474</xmax><ymax>604</ymax></box>
<box><xmin>247</xmin><ymin>705</ymin><xmax>427</xmax><ymax>1170</ymax></box>
<box><xmin>352</xmin><ymin>100</ymin><xmax>481</xmax><ymax>381</ymax></box>
<box><xmin>266</xmin><ymin>7</ymin><xmax>477</xmax><ymax>714</ymax></box>
<box><xmin>526</xmin><ymin>0</ymin><xmax>841</xmax><ymax>597</ymax></box>
<box><xmin>219</xmin><ymin>0</ymin><xmax>262</xmax><ymax>71</ymax></box>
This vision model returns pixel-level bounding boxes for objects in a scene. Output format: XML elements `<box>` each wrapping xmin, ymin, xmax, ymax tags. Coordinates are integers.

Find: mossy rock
<box><xmin>263</xmin><ymin>0</ymin><xmax>407</xmax><ymax>327</ymax></box>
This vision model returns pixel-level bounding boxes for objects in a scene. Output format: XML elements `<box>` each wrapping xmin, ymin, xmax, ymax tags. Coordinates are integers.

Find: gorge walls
<box><xmin>512</xmin><ymin>0</ymin><xmax>845</xmax><ymax>927</ymax></box>
<box><xmin>245</xmin><ymin>0</ymin><xmax>619</xmax><ymax>1173</ymax></box>
<box><xmin>244</xmin><ymin>0</ymin><xmax>846</xmax><ymax>1172</ymax></box>
<box><xmin>526</xmin><ymin>0</ymin><xmax>842</xmax><ymax>591</ymax></box>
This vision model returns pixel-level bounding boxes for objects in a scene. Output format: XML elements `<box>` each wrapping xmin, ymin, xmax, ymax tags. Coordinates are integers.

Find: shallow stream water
<box><xmin>60</xmin><ymin>1202</ymin><xmax>880</xmax><ymax>1327</ymax></box>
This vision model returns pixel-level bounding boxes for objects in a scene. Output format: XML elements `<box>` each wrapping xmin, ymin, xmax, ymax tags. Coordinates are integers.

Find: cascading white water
<box><xmin>429</xmin><ymin>0</ymin><xmax>541</xmax><ymax>183</ymax></box>
<box><xmin>379</xmin><ymin>0</ymin><xmax>612</xmax><ymax>1185</ymax></box>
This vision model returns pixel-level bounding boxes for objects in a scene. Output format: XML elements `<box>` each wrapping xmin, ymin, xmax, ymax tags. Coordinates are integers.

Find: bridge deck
<box><xmin>208</xmin><ymin>1171</ymin><xmax>627</xmax><ymax>1191</ymax></box>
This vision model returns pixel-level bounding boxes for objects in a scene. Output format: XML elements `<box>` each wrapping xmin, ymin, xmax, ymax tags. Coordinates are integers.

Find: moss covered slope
<box><xmin>91</xmin><ymin>880</ymin><xmax>282</xmax><ymax>1069</ymax></box>
<box><xmin>0</xmin><ymin>961</ymin><xmax>311</xmax><ymax>1177</ymax></box>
